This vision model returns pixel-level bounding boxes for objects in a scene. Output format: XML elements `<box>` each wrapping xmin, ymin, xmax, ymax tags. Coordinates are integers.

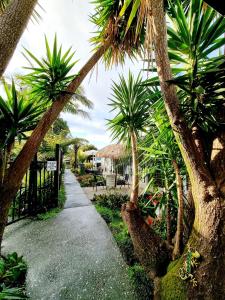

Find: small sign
<box><xmin>47</xmin><ymin>161</ymin><xmax>57</xmax><ymax>171</ymax></box>
<box><xmin>106</xmin><ymin>174</ymin><xmax>116</xmax><ymax>188</ymax></box>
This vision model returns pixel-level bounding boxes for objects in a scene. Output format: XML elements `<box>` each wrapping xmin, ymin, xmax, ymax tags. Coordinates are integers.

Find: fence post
<box><xmin>28</xmin><ymin>153</ymin><xmax>38</xmax><ymax>215</ymax></box>
<box><xmin>54</xmin><ymin>144</ymin><xmax>60</xmax><ymax>207</ymax></box>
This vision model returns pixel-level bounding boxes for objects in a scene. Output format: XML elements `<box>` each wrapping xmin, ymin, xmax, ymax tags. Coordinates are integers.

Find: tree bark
<box><xmin>0</xmin><ymin>40</ymin><xmax>110</xmax><ymax>250</ymax></box>
<box><xmin>121</xmin><ymin>202</ymin><xmax>170</xmax><ymax>279</ymax></box>
<box><xmin>0</xmin><ymin>0</ymin><xmax>37</xmax><ymax>77</ymax></box>
<box><xmin>172</xmin><ymin>160</ymin><xmax>184</xmax><ymax>259</ymax></box>
<box><xmin>130</xmin><ymin>131</ymin><xmax>139</xmax><ymax>204</ymax></box>
<box><xmin>150</xmin><ymin>1</ymin><xmax>225</xmax><ymax>298</ymax></box>
<box><xmin>150</xmin><ymin>0</ymin><xmax>217</xmax><ymax>199</ymax></box>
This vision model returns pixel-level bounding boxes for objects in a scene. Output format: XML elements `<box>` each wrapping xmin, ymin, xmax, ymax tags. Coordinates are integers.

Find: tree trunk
<box><xmin>150</xmin><ymin>0</ymin><xmax>225</xmax><ymax>298</ymax></box>
<box><xmin>166</xmin><ymin>192</ymin><xmax>172</xmax><ymax>245</ymax></box>
<box><xmin>130</xmin><ymin>131</ymin><xmax>139</xmax><ymax>204</ymax></box>
<box><xmin>172</xmin><ymin>160</ymin><xmax>184</xmax><ymax>259</ymax></box>
<box><xmin>121</xmin><ymin>202</ymin><xmax>170</xmax><ymax>279</ymax></box>
<box><xmin>0</xmin><ymin>0</ymin><xmax>37</xmax><ymax>77</ymax></box>
<box><xmin>183</xmin><ymin>179</ymin><xmax>195</xmax><ymax>245</ymax></box>
<box><xmin>0</xmin><ymin>41</ymin><xmax>110</xmax><ymax>250</ymax></box>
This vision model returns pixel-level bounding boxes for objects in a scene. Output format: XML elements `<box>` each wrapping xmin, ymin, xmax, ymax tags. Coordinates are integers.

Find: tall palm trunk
<box><xmin>172</xmin><ymin>159</ymin><xmax>184</xmax><ymax>259</ymax></box>
<box><xmin>0</xmin><ymin>41</ymin><xmax>110</xmax><ymax>251</ymax></box>
<box><xmin>151</xmin><ymin>0</ymin><xmax>225</xmax><ymax>298</ymax></box>
<box><xmin>130</xmin><ymin>131</ymin><xmax>139</xmax><ymax>204</ymax></box>
<box><xmin>0</xmin><ymin>0</ymin><xmax>37</xmax><ymax>77</ymax></box>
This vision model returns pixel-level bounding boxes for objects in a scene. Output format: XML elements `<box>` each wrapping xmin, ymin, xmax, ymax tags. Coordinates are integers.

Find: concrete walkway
<box><xmin>3</xmin><ymin>169</ymin><xmax>136</xmax><ymax>300</ymax></box>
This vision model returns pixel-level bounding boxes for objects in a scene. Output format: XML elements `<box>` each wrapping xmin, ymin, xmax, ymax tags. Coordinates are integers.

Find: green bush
<box><xmin>128</xmin><ymin>264</ymin><xmax>153</xmax><ymax>300</ymax></box>
<box><xmin>93</xmin><ymin>193</ymin><xmax>129</xmax><ymax>210</ymax></box>
<box><xmin>95</xmin><ymin>205</ymin><xmax>113</xmax><ymax>223</ymax></box>
<box><xmin>113</xmin><ymin>227</ymin><xmax>136</xmax><ymax>265</ymax></box>
<box><xmin>0</xmin><ymin>252</ymin><xmax>27</xmax><ymax>299</ymax></box>
<box><xmin>77</xmin><ymin>174</ymin><xmax>95</xmax><ymax>187</ymax></box>
<box><xmin>0</xmin><ymin>285</ymin><xmax>27</xmax><ymax>299</ymax></box>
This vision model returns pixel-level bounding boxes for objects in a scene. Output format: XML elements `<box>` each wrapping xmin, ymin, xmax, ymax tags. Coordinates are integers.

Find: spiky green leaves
<box><xmin>0</xmin><ymin>81</ymin><xmax>45</xmax><ymax>148</ymax></box>
<box><xmin>22</xmin><ymin>35</ymin><xmax>77</xmax><ymax>102</ymax></box>
<box><xmin>107</xmin><ymin>72</ymin><xmax>152</xmax><ymax>143</ymax></box>
<box><xmin>90</xmin><ymin>0</ymin><xmax>146</xmax><ymax>67</ymax></box>
<box><xmin>167</xmin><ymin>0</ymin><xmax>225</xmax><ymax>132</ymax></box>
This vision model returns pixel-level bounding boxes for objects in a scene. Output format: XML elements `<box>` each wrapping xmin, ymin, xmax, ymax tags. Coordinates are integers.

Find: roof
<box><xmin>96</xmin><ymin>144</ymin><xmax>127</xmax><ymax>160</ymax></box>
<box><xmin>84</xmin><ymin>150</ymin><xmax>97</xmax><ymax>156</ymax></box>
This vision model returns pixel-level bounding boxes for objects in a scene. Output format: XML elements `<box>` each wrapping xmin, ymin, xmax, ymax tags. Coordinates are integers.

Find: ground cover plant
<box><xmin>0</xmin><ymin>252</ymin><xmax>27</xmax><ymax>299</ymax></box>
<box><xmin>93</xmin><ymin>193</ymin><xmax>153</xmax><ymax>299</ymax></box>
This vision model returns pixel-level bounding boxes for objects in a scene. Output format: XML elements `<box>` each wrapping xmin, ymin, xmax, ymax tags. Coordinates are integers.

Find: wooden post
<box><xmin>54</xmin><ymin>144</ymin><xmax>60</xmax><ymax>207</ymax></box>
<box><xmin>28</xmin><ymin>153</ymin><xmax>38</xmax><ymax>215</ymax></box>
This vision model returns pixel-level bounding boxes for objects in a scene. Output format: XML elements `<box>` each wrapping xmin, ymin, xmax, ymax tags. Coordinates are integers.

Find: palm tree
<box><xmin>0</xmin><ymin>80</ymin><xmax>44</xmax><ymax>183</ymax></box>
<box><xmin>0</xmin><ymin>2</ymin><xmax>224</xmax><ymax>296</ymax></box>
<box><xmin>0</xmin><ymin>0</ymin><xmax>38</xmax><ymax>77</ymax></box>
<box><xmin>142</xmin><ymin>96</ymin><xmax>185</xmax><ymax>255</ymax></box>
<box><xmin>108</xmin><ymin>72</ymin><xmax>151</xmax><ymax>204</ymax></box>
<box><xmin>0</xmin><ymin>14</ymin><xmax>145</xmax><ymax>249</ymax></box>
<box><xmin>61</xmin><ymin>137</ymin><xmax>88</xmax><ymax>169</ymax></box>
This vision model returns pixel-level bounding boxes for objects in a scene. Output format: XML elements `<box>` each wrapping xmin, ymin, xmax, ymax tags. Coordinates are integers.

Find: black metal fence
<box><xmin>7</xmin><ymin>144</ymin><xmax>63</xmax><ymax>225</ymax></box>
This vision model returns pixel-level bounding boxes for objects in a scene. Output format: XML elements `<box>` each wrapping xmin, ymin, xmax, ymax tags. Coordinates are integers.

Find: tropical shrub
<box><xmin>111</xmin><ymin>222</ymin><xmax>136</xmax><ymax>265</ymax></box>
<box><xmin>128</xmin><ymin>264</ymin><xmax>153</xmax><ymax>300</ymax></box>
<box><xmin>0</xmin><ymin>252</ymin><xmax>27</xmax><ymax>299</ymax></box>
<box><xmin>76</xmin><ymin>174</ymin><xmax>95</xmax><ymax>187</ymax></box>
<box><xmin>93</xmin><ymin>193</ymin><xmax>129</xmax><ymax>210</ymax></box>
<box><xmin>95</xmin><ymin>205</ymin><xmax>113</xmax><ymax>223</ymax></box>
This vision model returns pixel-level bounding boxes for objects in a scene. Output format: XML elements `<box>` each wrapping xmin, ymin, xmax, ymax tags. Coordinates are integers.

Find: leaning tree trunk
<box><xmin>130</xmin><ymin>131</ymin><xmax>139</xmax><ymax>204</ymax></box>
<box><xmin>0</xmin><ymin>40</ymin><xmax>110</xmax><ymax>251</ymax></box>
<box><xmin>0</xmin><ymin>0</ymin><xmax>37</xmax><ymax>77</ymax></box>
<box><xmin>150</xmin><ymin>0</ymin><xmax>225</xmax><ymax>299</ymax></box>
<box><xmin>172</xmin><ymin>160</ymin><xmax>184</xmax><ymax>260</ymax></box>
<box><xmin>122</xmin><ymin>131</ymin><xmax>171</xmax><ymax>279</ymax></box>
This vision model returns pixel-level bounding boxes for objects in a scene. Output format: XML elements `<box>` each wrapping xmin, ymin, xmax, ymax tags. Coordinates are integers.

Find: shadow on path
<box><xmin>3</xmin><ymin>169</ymin><xmax>137</xmax><ymax>300</ymax></box>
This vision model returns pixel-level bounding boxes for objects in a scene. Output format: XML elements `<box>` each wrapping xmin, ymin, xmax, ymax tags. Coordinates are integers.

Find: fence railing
<box><xmin>7</xmin><ymin>144</ymin><xmax>63</xmax><ymax>225</ymax></box>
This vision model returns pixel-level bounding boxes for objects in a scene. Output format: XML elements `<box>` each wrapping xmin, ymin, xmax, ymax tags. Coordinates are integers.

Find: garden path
<box><xmin>3</xmin><ymin>169</ymin><xmax>136</xmax><ymax>300</ymax></box>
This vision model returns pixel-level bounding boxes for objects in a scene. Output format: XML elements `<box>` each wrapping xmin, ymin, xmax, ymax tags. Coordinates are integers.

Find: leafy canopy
<box><xmin>0</xmin><ymin>81</ymin><xmax>44</xmax><ymax>149</ymax></box>
<box><xmin>22</xmin><ymin>35</ymin><xmax>77</xmax><ymax>102</ymax></box>
<box><xmin>108</xmin><ymin>72</ymin><xmax>152</xmax><ymax>143</ymax></box>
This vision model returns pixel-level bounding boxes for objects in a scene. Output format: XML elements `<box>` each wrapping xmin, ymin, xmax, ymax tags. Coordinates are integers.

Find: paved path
<box><xmin>3</xmin><ymin>169</ymin><xmax>137</xmax><ymax>300</ymax></box>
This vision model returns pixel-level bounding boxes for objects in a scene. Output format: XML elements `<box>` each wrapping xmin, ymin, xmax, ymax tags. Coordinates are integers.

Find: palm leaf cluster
<box><xmin>0</xmin><ymin>81</ymin><xmax>44</xmax><ymax>149</ymax></box>
<box><xmin>144</xmin><ymin>0</ymin><xmax>225</xmax><ymax>133</ymax></box>
<box><xmin>108</xmin><ymin>72</ymin><xmax>152</xmax><ymax>142</ymax></box>
<box><xmin>22</xmin><ymin>35</ymin><xmax>93</xmax><ymax>118</ymax></box>
<box><xmin>90</xmin><ymin>0</ymin><xmax>146</xmax><ymax>66</ymax></box>
<box><xmin>168</xmin><ymin>0</ymin><xmax>225</xmax><ymax>132</ymax></box>
<box><xmin>22</xmin><ymin>35</ymin><xmax>77</xmax><ymax>102</ymax></box>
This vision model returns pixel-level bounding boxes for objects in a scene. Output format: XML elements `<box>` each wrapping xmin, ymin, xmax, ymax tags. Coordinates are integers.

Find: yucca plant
<box><xmin>0</xmin><ymin>80</ymin><xmax>44</xmax><ymax>184</ymax></box>
<box><xmin>143</xmin><ymin>0</ymin><xmax>225</xmax><ymax>132</ymax></box>
<box><xmin>108</xmin><ymin>72</ymin><xmax>152</xmax><ymax>204</ymax></box>
<box><xmin>22</xmin><ymin>35</ymin><xmax>93</xmax><ymax>116</ymax></box>
<box><xmin>23</xmin><ymin>35</ymin><xmax>77</xmax><ymax>102</ymax></box>
<box><xmin>0</xmin><ymin>81</ymin><xmax>44</xmax><ymax>150</ymax></box>
<box><xmin>90</xmin><ymin>0</ymin><xmax>146</xmax><ymax>66</ymax></box>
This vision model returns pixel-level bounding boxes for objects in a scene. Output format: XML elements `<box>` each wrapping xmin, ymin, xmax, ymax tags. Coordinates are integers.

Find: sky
<box><xmin>5</xmin><ymin>0</ymin><xmax>144</xmax><ymax>149</ymax></box>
